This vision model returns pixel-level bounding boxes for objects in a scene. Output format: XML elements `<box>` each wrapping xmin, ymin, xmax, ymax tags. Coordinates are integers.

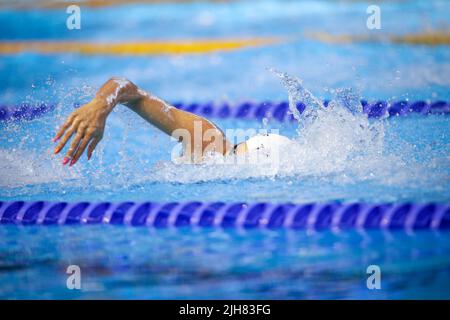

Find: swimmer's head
<box><xmin>233</xmin><ymin>133</ymin><xmax>291</xmax><ymax>155</ymax></box>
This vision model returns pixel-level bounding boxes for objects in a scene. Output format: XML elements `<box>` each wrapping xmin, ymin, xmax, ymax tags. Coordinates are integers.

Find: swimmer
<box><xmin>53</xmin><ymin>77</ymin><xmax>291</xmax><ymax>166</ymax></box>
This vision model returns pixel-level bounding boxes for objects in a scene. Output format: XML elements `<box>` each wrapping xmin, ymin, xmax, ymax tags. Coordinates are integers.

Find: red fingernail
<box><xmin>53</xmin><ymin>136</ymin><xmax>60</xmax><ymax>142</ymax></box>
<box><xmin>62</xmin><ymin>157</ymin><xmax>70</xmax><ymax>165</ymax></box>
<box><xmin>69</xmin><ymin>159</ymin><xmax>75</xmax><ymax>166</ymax></box>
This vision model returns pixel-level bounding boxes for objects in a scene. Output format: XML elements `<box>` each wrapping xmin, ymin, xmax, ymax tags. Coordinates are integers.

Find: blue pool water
<box><xmin>1</xmin><ymin>226</ymin><xmax>450</xmax><ymax>299</ymax></box>
<box><xmin>1</xmin><ymin>0</ymin><xmax>450</xmax><ymax>299</ymax></box>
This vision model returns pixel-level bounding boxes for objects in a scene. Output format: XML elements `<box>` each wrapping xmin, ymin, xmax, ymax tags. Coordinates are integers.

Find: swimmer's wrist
<box><xmin>92</xmin><ymin>96</ymin><xmax>115</xmax><ymax>113</ymax></box>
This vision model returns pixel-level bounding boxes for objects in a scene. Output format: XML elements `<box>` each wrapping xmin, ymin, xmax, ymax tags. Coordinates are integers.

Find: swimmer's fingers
<box><xmin>70</xmin><ymin>135</ymin><xmax>93</xmax><ymax>166</ymax></box>
<box><xmin>62</xmin><ymin>126</ymin><xmax>86</xmax><ymax>164</ymax></box>
<box><xmin>87</xmin><ymin>135</ymin><xmax>102</xmax><ymax>160</ymax></box>
<box><xmin>53</xmin><ymin>114</ymin><xmax>75</xmax><ymax>142</ymax></box>
<box><xmin>53</xmin><ymin>121</ymin><xmax>80</xmax><ymax>155</ymax></box>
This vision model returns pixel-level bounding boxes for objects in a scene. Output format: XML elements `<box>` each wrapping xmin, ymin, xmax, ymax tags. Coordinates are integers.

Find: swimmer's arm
<box><xmin>53</xmin><ymin>77</ymin><xmax>232</xmax><ymax>165</ymax></box>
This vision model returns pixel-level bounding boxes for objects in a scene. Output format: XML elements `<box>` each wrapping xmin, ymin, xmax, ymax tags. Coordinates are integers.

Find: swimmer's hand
<box><xmin>53</xmin><ymin>98</ymin><xmax>108</xmax><ymax>166</ymax></box>
<box><xmin>53</xmin><ymin>77</ymin><xmax>141</xmax><ymax>166</ymax></box>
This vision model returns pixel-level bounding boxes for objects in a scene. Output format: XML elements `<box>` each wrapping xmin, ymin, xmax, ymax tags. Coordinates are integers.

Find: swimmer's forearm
<box><xmin>53</xmin><ymin>77</ymin><xmax>231</xmax><ymax>166</ymax></box>
<box><xmin>92</xmin><ymin>77</ymin><xmax>176</xmax><ymax>134</ymax></box>
<box><xmin>93</xmin><ymin>77</ymin><xmax>228</xmax><ymax>143</ymax></box>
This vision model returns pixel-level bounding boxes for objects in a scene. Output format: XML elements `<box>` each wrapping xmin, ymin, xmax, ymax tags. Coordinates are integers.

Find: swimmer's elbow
<box><xmin>108</xmin><ymin>76</ymin><xmax>133</xmax><ymax>87</ymax></box>
<box><xmin>108</xmin><ymin>77</ymin><xmax>141</xmax><ymax>97</ymax></box>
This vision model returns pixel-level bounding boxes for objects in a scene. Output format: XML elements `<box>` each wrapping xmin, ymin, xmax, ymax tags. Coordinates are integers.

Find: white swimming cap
<box><xmin>245</xmin><ymin>133</ymin><xmax>291</xmax><ymax>153</ymax></box>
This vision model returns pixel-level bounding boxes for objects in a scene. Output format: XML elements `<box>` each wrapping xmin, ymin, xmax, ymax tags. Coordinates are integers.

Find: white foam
<box><xmin>144</xmin><ymin>71</ymin><xmax>447</xmax><ymax>190</ymax></box>
<box><xmin>0</xmin><ymin>148</ymin><xmax>79</xmax><ymax>188</ymax></box>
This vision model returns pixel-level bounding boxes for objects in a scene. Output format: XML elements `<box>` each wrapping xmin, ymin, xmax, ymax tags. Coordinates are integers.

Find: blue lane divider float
<box><xmin>1</xmin><ymin>201</ymin><xmax>449</xmax><ymax>230</ymax></box>
<box><xmin>0</xmin><ymin>103</ymin><xmax>55</xmax><ymax>122</ymax></box>
<box><xmin>0</xmin><ymin>100</ymin><xmax>448</xmax><ymax>122</ymax></box>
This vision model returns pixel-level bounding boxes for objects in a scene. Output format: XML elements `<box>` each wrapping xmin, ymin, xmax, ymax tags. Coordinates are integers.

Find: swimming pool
<box><xmin>1</xmin><ymin>0</ymin><xmax>450</xmax><ymax>299</ymax></box>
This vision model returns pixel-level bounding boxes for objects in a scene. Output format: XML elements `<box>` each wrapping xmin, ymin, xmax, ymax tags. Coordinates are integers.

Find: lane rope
<box><xmin>0</xmin><ymin>100</ymin><xmax>448</xmax><ymax>122</ymax></box>
<box><xmin>0</xmin><ymin>201</ymin><xmax>449</xmax><ymax>230</ymax></box>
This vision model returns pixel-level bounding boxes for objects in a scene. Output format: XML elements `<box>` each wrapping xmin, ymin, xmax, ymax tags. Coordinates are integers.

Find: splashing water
<box><xmin>149</xmin><ymin>70</ymin><xmax>447</xmax><ymax>196</ymax></box>
<box><xmin>268</xmin><ymin>68</ymin><xmax>324</xmax><ymax>131</ymax></box>
<box><xmin>332</xmin><ymin>87</ymin><xmax>363</xmax><ymax>115</ymax></box>
<box><xmin>0</xmin><ymin>71</ymin><xmax>448</xmax><ymax>202</ymax></box>
<box><xmin>152</xmin><ymin>70</ymin><xmax>391</xmax><ymax>184</ymax></box>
